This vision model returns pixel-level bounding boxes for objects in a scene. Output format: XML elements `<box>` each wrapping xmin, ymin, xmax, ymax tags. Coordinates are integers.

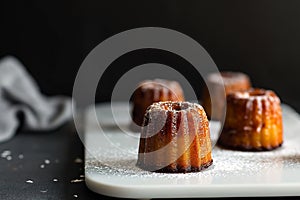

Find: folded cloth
<box><xmin>0</xmin><ymin>56</ymin><xmax>72</xmax><ymax>142</ymax></box>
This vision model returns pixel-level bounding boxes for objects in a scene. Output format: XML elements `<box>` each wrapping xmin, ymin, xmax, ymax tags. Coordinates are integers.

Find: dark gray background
<box><xmin>1</xmin><ymin>0</ymin><xmax>300</xmax><ymax>112</ymax></box>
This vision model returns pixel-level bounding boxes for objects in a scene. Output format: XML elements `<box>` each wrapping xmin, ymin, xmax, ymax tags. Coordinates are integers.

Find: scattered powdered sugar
<box><xmin>70</xmin><ymin>179</ymin><xmax>84</xmax><ymax>183</ymax></box>
<box><xmin>26</xmin><ymin>179</ymin><xmax>34</xmax><ymax>184</ymax></box>
<box><xmin>86</xmin><ymin>142</ymin><xmax>300</xmax><ymax>183</ymax></box>
<box><xmin>74</xmin><ymin>158</ymin><xmax>83</xmax><ymax>164</ymax></box>
<box><xmin>85</xmin><ymin>118</ymin><xmax>300</xmax><ymax>182</ymax></box>
<box><xmin>1</xmin><ymin>150</ymin><xmax>11</xmax><ymax>158</ymax></box>
<box><xmin>85</xmin><ymin>103</ymin><xmax>300</xmax><ymax>185</ymax></box>
<box><xmin>1</xmin><ymin>151</ymin><xmax>24</xmax><ymax>161</ymax></box>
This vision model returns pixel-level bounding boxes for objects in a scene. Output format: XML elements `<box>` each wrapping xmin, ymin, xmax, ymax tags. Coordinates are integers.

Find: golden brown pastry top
<box><xmin>134</xmin><ymin>79</ymin><xmax>184</xmax><ymax>102</ymax></box>
<box><xmin>142</xmin><ymin>101</ymin><xmax>210</xmax><ymax>151</ymax></box>
<box><xmin>227</xmin><ymin>88</ymin><xmax>280</xmax><ymax>103</ymax></box>
<box><xmin>207</xmin><ymin>71</ymin><xmax>251</xmax><ymax>93</ymax></box>
<box><xmin>225</xmin><ymin>88</ymin><xmax>282</xmax><ymax>134</ymax></box>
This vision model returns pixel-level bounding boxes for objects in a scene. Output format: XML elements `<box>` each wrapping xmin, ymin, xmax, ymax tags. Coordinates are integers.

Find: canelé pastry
<box><xmin>137</xmin><ymin>101</ymin><xmax>213</xmax><ymax>173</ymax></box>
<box><xmin>131</xmin><ymin>79</ymin><xmax>185</xmax><ymax>128</ymax></box>
<box><xmin>218</xmin><ymin>88</ymin><xmax>283</xmax><ymax>151</ymax></box>
<box><xmin>202</xmin><ymin>71</ymin><xmax>251</xmax><ymax>120</ymax></box>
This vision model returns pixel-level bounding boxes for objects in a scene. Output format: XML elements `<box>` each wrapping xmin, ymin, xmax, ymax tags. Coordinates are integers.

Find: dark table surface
<box><xmin>1</xmin><ymin>120</ymin><xmax>300</xmax><ymax>200</ymax></box>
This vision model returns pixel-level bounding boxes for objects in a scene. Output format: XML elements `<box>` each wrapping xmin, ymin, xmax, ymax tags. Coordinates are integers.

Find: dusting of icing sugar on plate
<box><xmin>84</xmin><ymin>103</ymin><xmax>300</xmax><ymax>198</ymax></box>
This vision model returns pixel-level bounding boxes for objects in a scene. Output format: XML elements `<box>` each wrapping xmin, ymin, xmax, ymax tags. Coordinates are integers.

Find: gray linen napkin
<box><xmin>0</xmin><ymin>56</ymin><xmax>72</xmax><ymax>142</ymax></box>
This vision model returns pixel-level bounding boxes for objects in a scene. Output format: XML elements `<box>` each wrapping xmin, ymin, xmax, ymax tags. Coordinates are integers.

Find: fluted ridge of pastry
<box><xmin>218</xmin><ymin>88</ymin><xmax>283</xmax><ymax>150</ymax></box>
<box><xmin>137</xmin><ymin>101</ymin><xmax>213</xmax><ymax>173</ymax></box>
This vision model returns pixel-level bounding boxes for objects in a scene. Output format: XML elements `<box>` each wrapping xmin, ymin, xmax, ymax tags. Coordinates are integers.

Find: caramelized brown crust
<box><xmin>154</xmin><ymin>159</ymin><xmax>213</xmax><ymax>173</ymax></box>
<box><xmin>137</xmin><ymin>102</ymin><xmax>213</xmax><ymax>173</ymax></box>
<box><xmin>202</xmin><ymin>72</ymin><xmax>251</xmax><ymax>120</ymax></box>
<box><xmin>218</xmin><ymin>88</ymin><xmax>283</xmax><ymax>151</ymax></box>
<box><xmin>131</xmin><ymin>79</ymin><xmax>185</xmax><ymax>128</ymax></box>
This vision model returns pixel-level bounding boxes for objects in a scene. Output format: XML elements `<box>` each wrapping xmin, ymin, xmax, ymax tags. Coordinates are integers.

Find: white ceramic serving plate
<box><xmin>84</xmin><ymin>102</ymin><xmax>300</xmax><ymax>199</ymax></box>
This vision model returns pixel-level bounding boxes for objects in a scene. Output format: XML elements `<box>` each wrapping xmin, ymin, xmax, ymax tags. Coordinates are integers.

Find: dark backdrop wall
<box><xmin>1</xmin><ymin>0</ymin><xmax>300</xmax><ymax>112</ymax></box>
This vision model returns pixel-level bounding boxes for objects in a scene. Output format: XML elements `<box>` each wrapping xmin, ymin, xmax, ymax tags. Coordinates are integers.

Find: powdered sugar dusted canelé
<box><xmin>137</xmin><ymin>101</ymin><xmax>213</xmax><ymax>173</ymax></box>
<box><xmin>218</xmin><ymin>88</ymin><xmax>283</xmax><ymax>151</ymax></box>
<box><xmin>131</xmin><ymin>79</ymin><xmax>185</xmax><ymax>130</ymax></box>
<box><xmin>202</xmin><ymin>71</ymin><xmax>251</xmax><ymax>120</ymax></box>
